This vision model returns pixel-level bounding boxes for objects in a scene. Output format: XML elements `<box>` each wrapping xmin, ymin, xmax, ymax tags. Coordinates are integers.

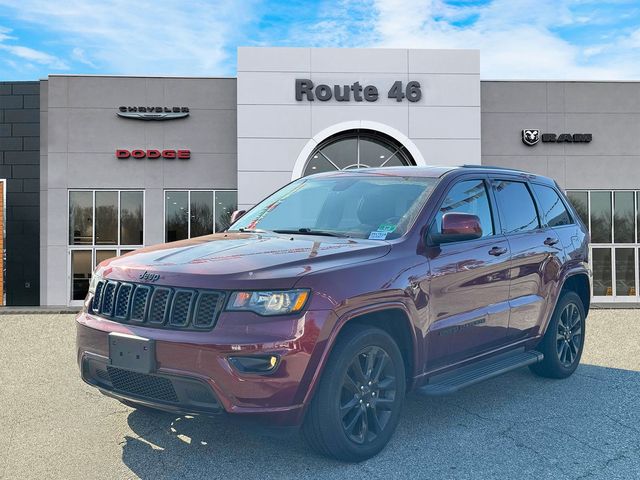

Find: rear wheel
<box><xmin>303</xmin><ymin>325</ymin><xmax>406</xmax><ymax>462</ymax></box>
<box><xmin>530</xmin><ymin>291</ymin><xmax>586</xmax><ymax>379</ymax></box>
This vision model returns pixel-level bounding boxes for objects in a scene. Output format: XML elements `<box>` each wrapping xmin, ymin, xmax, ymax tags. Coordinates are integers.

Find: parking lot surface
<box><xmin>0</xmin><ymin>310</ymin><xmax>639</xmax><ymax>479</ymax></box>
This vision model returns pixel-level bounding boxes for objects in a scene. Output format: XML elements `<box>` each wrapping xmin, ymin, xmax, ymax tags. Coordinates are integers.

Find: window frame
<box><xmin>489</xmin><ymin>177</ymin><xmax>543</xmax><ymax>236</ymax></box>
<box><xmin>566</xmin><ymin>189</ymin><xmax>640</xmax><ymax>303</ymax></box>
<box><xmin>427</xmin><ymin>175</ymin><xmax>498</xmax><ymax>246</ymax></box>
<box><xmin>163</xmin><ymin>189</ymin><xmax>238</xmax><ymax>242</ymax></box>
<box><xmin>67</xmin><ymin>189</ymin><xmax>145</xmax><ymax>306</ymax></box>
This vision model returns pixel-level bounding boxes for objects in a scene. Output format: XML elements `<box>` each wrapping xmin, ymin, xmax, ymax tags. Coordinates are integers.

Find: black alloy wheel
<box><xmin>530</xmin><ymin>290</ymin><xmax>586</xmax><ymax>379</ymax></box>
<box><xmin>556</xmin><ymin>302</ymin><xmax>583</xmax><ymax>367</ymax></box>
<box><xmin>340</xmin><ymin>346</ymin><xmax>397</xmax><ymax>445</ymax></box>
<box><xmin>303</xmin><ymin>325</ymin><xmax>406</xmax><ymax>462</ymax></box>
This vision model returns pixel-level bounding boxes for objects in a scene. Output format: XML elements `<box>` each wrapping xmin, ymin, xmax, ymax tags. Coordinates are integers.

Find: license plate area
<box><xmin>108</xmin><ymin>332</ymin><xmax>155</xmax><ymax>373</ymax></box>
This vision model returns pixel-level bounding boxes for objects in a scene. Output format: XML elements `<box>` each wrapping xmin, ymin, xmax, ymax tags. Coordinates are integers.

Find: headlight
<box><xmin>226</xmin><ymin>289</ymin><xmax>310</xmax><ymax>316</ymax></box>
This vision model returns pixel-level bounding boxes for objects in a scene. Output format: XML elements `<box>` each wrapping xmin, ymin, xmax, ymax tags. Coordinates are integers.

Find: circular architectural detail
<box><xmin>302</xmin><ymin>129</ymin><xmax>415</xmax><ymax>177</ymax></box>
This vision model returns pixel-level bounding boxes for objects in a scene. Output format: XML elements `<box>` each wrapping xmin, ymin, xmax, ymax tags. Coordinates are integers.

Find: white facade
<box><xmin>236</xmin><ymin>47</ymin><xmax>481</xmax><ymax>210</ymax></box>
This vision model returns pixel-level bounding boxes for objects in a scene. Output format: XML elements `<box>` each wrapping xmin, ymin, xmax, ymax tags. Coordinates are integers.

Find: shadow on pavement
<box><xmin>121</xmin><ymin>363</ymin><xmax>640</xmax><ymax>480</ymax></box>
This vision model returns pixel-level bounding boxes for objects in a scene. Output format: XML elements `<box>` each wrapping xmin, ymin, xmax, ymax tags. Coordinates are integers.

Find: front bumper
<box><xmin>76</xmin><ymin>308</ymin><xmax>336</xmax><ymax>426</ymax></box>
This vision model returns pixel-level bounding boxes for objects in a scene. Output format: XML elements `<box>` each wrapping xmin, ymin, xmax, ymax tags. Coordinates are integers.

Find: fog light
<box><xmin>228</xmin><ymin>355</ymin><xmax>280</xmax><ymax>374</ymax></box>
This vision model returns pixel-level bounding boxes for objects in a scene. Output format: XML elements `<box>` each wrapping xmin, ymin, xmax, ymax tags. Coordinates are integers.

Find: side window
<box><xmin>493</xmin><ymin>180</ymin><xmax>540</xmax><ymax>234</ymax></box>
<box><xmin>431</xmin><ymin>179</ymin><xmax>494</xmax><ymax>238</ymax></box>
<box><xmin>531</xmin><ymin>184</ymin><xmax>573</xmax><ymax>227</ymax></box>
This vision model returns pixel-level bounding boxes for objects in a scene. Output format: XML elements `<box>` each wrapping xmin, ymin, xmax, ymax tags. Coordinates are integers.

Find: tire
<box><xmin>303</xmin><ymin>324</ymin><xmax>406</xmax><ymax>462</ymax></box>
<box><xmin>529</xmin><ymin>290</ymin><xmax>586</xmax><ymax>379</ymax></box>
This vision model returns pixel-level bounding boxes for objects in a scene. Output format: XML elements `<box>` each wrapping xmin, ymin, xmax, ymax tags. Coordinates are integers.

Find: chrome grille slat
<box><xmin>193</xmin><ymin>291</ymin><xmax>224</xmax><ymax>328</ymax></box>
<box><xmin>170</xmin><ymin>290</ymin><xmax>195</xmax><ymax>327</ymax></box>
<box><xmin>90</xmin><ymin>279</ymin><xmax>223</xmax><ymax>330</ymax></box>
<box><xmin>92</xmin><ymin>280</ymin><xmax>105</xmax><ymax>313</ymax></box>
<box><xmin>148</xmin><ymin>287</ymin><xmax>172</xmax><ymax>325</ymax></box>
<box><xmin>114</xmin><ymin>283</ymin><xmax>133</xmax><ymax>319</ymax></box>
<box><xmin>130</xmin><ymin>285</ymin><xmax>150</xmax><ymax>322</ymax></box>
<box><xmin>101</xmin><ymin>281</ymin><xmax>118</xmax><ymax>316</ymax></box>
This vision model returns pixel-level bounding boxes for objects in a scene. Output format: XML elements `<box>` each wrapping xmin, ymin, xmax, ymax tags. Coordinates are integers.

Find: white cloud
<box><xmin>0</xmin><ymin>0</ymin><xmax>257</xmax><ymax>76</ymax></box>
<box><xmin>0</xmin><ymin>44</ymin><xmax>69</xmax><ymax>69</ymax></box>
<box><xmin>366</xmin><ymin>0</ymin><xmax>640</xmax><ymax>80</ymax></box>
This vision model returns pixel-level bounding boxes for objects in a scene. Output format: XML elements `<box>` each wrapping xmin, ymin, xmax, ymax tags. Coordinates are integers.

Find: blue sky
<box><xmin>0</xmin><ymin>0</ymin><xmax>639</xmax><ymax>80</ymax></box>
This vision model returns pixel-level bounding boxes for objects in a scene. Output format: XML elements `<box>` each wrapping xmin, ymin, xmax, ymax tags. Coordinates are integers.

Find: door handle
<box><xmin>488</xmin><ymin>246</ymin><xmax>508</xmax><ymax>256</ymax></box>
<box><xmin>544</xmin><ymin>237</ymin><xmax>559</xmax><ymax>246</ymax></box>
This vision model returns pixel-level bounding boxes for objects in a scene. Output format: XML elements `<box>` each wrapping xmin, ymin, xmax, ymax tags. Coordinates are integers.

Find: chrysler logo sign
<box><xmin>522</xmin><ymin>129</ymin><xmax>592</xmax><ymax>146</ymax></box>
<box><xmin>117</xmin><ymin>106</ymin><xmax>189</xmax><ymax>121</ymax></box>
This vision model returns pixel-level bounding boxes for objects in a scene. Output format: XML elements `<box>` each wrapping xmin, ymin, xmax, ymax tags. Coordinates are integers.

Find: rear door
<box><xmin>491</xmin><ymin>177</ymin><xmax>563</xmax><ymax>341</ymax></box>
<box><xmin>425</xmin><ymin>176</ymin><xmax>511</xmax><ymax>369</ymax></box>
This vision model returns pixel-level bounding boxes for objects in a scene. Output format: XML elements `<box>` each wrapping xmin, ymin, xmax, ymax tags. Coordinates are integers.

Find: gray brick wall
<box><xmin>0</xmin><ymin>81</ymin><xmax>40</xmax><ymax>305</ymax></box>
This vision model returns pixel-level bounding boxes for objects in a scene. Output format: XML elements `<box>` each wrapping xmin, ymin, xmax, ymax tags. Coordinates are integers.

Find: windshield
<box><xmin>229</xmin><ymin>174</ymin><xmax>439</xmax><ymax>240</ymax></box>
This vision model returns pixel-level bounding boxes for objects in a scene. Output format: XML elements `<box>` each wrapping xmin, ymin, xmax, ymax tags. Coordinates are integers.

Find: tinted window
<box><xmin>493</xmin><ymin>180</ymin><xmax>540</xmax><ymax>234</ymax></box>
<box><xmin>567</xmin><ymin>191</ymin><xmax>588</xmax><ymax>229</ymax></box>
<box><xmin>531</xmin><ymin>184</ymin><xmax>572</xmax><ymax>227</ymax></box>
<box><xmin>590</xmin><ymin>191</ymin><xmax>612</xmax><ymax>243</ymax></box>
<box><xmin>231</xmin><ymin>176</ymin><xmax>438</xmax><ymax>240</ymax></box>
<box><xmin>431</xmin><ymin>180</ymin><xmax>494</xmax><ymax>238</ymax></box>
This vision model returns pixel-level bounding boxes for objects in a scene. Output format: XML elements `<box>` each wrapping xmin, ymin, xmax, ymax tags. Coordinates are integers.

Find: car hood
<box><xmin>97</xmin><ymin>232</ymin><xmax>391</xmax><ymax>290</ymax></box>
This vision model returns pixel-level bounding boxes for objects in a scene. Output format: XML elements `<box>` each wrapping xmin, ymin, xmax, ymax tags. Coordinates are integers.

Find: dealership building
<box><xmin>0</xmin><ymin>47</ymin><xmax>636</xmax><ymax>307</ymax></box>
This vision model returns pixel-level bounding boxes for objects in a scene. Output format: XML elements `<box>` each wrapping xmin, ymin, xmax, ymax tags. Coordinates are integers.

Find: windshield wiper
<box><xmin>273</xmin><ymin>228</ymin><xmax>350</xmax><ymax>238</ymax></box>
<box><xmin>233</xmin><ymin>228</ymin><xmax>272</xmax><ymax>233</ymax></box>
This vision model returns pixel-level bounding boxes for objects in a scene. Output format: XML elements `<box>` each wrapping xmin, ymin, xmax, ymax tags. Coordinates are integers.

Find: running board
<box><xmin>417</xmin><ymin>350</ymin><xmax>544</xmax><ymax>396</ymax></box>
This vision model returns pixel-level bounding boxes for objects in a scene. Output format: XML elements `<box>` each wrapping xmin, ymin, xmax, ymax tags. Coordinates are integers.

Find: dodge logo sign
<box><xmin>522</xmin><ymin>129</ymin><xmax>540</xmax><ymax>146</ymax></box>
<box><xmin>116</xmin><ymin>149</ymin><xmax>190</xmax><ymax>160</ymax></box>
<box><xmin>117</xmin><ymin>106</ymin><xmax>189</xmax><ymax>121</ymax></box>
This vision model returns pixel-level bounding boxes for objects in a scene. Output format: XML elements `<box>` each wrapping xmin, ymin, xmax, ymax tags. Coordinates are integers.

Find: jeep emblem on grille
<box><xmin>139</xmin><ymin>271</ymin><xmax>160</xmax><ymax>282</ymax></box>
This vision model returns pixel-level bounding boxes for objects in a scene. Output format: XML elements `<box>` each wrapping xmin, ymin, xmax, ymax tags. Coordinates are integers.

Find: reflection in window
<box><xmin>165</xmin><ymin>190</ymin><xmax>238</xmax><ymax>242</ymax></box>
<box><xmin>615</xmin><ymin>248</ymin><xmax>636</xmax><ymax>296</ymax></box>
<box><xmin>531</xmin><ymin>184</ymin><xmax>572</xmax><ymax>227</ymax></box>
<box><xmin>592</xmin><ymin>248</ymin><xmax>612</xmax><ymax>296</ymax></box>
<box><xmin>215</xmin><ymin>191</ymin><xmax>238</xmax><ymax>232</ymax></box>
<box><xmin>95</xmin><ymin>249</ymin><xmax>117</xmax><ymax>267</ymax></box>
<box><xmin>95</xmin><ymin>191</ymin><xmax>118</xmax><ymax>245</ymax></box>
<box><xmin>190</xmin><ymin>191</ymin><xmax>214</xmax><ymax>237</ymax></box>
<box><xmin>71</xmin><ymin>250</ymin><xmax>92</xmax><ymax>301</ymax></box>
<box><xmin>69</xmin><ymin>191</ymin><xmax>93</xmax><ymax>245</ymax></box>
<box><xmin>165</xmin><ymin>191</ymin><xmax>189</xmax><ymax>242</ymax></box>
<box><xmin>121</xmin><ymin>191</ymin><xmax>144</xmax><ymax>245</ymax></box>
<box><xmin>432</xmin><ymin>180</ymin><xmax>494</xmax><ymax>238</ymax></box>
<box><xmin>590</xmin><ymin>192</ymin><xmax>612</xmax><ymax>243</ymax></box>
<box><xmin>614</xmin><ymin>192</ymin><xmax>634</xmax><ymax>243</ymax></box>
<box><xmin>567</xmin><ymin>191</ymin><xmax>588</xmax><ymax>229</ymax></box>
<box><xmin>493</xmin><ymin>181</ymin><xmax>539</xmax><ymax>234</ymax></box>
<box><xmin>303</xmin><ymin>129</ymin><xmax>414</xmax><ymax>176</ymax></box>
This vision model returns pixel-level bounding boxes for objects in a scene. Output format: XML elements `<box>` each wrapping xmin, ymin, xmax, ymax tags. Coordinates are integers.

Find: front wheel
<box><xmin>303</xmin><ymin>325</ymin><xmax>406</xmax><ymax>462</ymax></box>
<box><xmin>530</xmin><ymin>291</ymin><xmax>586</xmax><ymax>379</ymax></box>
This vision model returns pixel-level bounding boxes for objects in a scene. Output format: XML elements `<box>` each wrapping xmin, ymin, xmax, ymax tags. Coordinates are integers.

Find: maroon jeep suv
<box><xmin>77</xmin><ymin>166</ymin><xmax>590</xmax><ymax>461</ymax></box>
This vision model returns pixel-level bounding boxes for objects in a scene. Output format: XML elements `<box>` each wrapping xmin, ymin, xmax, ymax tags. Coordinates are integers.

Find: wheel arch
<box><xmin>561</xmin><ymin>272</ymin><xmax>591</xmax><ymax>316</ymax></box>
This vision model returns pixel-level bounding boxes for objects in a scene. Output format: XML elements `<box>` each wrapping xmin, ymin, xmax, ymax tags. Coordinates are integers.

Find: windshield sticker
<box><xmin>377</xmin><ymin>223</ymin><xmax>397</xmax><ymax>233</ymax></box>
<box><xmin>368</xmin><ymin>230</ymin><xmax>388</xmax><ymax>240</ymax></box>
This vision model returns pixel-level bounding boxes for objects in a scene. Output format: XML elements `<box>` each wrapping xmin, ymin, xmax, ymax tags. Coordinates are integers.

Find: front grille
<box><xmin>91</xmin><ymin>279</ymin><xmax>224</xmax><ymax>331</ymax></box>
<box><xmin>107</xmin><ymin>366</ymin><xmax>179</xmax><ymax>403</ymax></box>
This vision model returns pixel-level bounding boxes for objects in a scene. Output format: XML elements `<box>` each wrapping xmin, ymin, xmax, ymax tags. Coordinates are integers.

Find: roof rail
<box><xmin>460</xmin><ymin>164</ymin><xmax>530</xmax><ymax>173</ymax></box>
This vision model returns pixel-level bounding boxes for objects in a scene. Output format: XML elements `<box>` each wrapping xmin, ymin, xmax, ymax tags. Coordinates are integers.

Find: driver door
<box><xmin>424</xmin><ymin>177</ymin><xmax>511</xmax><ymax>370</ymax></box>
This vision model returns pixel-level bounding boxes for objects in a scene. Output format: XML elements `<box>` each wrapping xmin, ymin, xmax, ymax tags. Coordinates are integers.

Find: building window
<box><xmin>68</xmin><ymin>190</ymin><xmax>144</xmax><ymax>303</ymax></box>
<box><xmin>567</xmin><ymin>190</ymin><xmax>639</xmax><ymax>301</ymax></box>
<box><xmin>165</xmin><ymin>190</ymin><xmax>237</xmax><ymax>242</ymax></box>
<box><xmin>302</xmin><ymin>129</ymin><xmax>414</xmax><ymax>177</ymax></box>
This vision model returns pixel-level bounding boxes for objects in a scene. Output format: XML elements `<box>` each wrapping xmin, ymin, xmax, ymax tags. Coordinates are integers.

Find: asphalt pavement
<box><xmin>0</xmin><ymin>309</ymin><xmax>638</xmax><ymax>479</ymax></box>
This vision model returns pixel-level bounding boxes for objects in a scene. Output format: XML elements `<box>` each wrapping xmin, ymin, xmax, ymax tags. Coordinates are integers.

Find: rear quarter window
<box><xmin>531</xmin><ymin>184</ymin><xmax>573</xmax><ymax>227</ymax></box>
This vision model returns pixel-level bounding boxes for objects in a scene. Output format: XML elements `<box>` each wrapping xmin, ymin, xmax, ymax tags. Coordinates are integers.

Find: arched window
<box><xmin>302</xmin><ymin>129</ymin><xmax>415</xmax><ymax>177</ymax></box>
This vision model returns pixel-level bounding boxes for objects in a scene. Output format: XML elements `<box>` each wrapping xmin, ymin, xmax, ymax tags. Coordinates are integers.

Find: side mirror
<box><xmin>432</xmin><ymin>212</ymin><xmax>482</xmax><ymax>244</ymax></box>
<box><xmin>230</xmin><ymin>210</ymin><xmax>247</xmax><ymax>225</ymax></box>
